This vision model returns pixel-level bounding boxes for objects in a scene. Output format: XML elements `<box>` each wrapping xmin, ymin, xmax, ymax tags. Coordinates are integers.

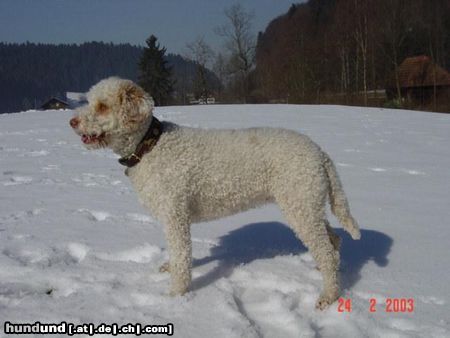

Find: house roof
<box><xmin>389</xmin><ymin>56</ymin><xmax>450</xmax><ymax>88</ymax></box>
<box><xmin>40</xmin><ymin>97</ymin><xmax>69</xmax><ymax>109</ymax></box>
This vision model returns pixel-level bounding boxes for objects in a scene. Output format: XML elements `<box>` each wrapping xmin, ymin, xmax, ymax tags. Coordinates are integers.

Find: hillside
<box><xmin>0</xmin><ymin>105</ymin><xmax>449</xmax><ymax>337</ymax></box>
<box><xmin>254</xmin><ymin>0</ymin><xmax>450</xmax><ymax>110</ymax></box>
<box><xmin>0</xmin><ymin>42</ymin><xmax>220</xmax><ymax>113</ymax></box>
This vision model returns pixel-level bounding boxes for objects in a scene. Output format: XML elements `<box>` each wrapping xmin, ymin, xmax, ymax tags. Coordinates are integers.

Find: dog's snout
<box><xmin>70</xmin><ymin>117</ymin><xmax>80</xmax><ymax>129</ymax></box>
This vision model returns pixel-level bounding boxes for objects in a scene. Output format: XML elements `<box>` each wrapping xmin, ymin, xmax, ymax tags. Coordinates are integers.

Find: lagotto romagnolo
<box><xmin>69</xmin><ymin>77</ymin><xmax>361</xmax><ymax>310</ymax></box>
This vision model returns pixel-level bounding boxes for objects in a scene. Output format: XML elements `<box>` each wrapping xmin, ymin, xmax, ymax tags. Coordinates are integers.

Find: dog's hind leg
<box><xmin>293</xmin><ymin>216</ymin><xmax>340</xmax><ymax>310</ymax></box>
<box><xmin>278</xmin><ymin>193</ymin><xmax>340</xmax><ymax>310</ymax></box>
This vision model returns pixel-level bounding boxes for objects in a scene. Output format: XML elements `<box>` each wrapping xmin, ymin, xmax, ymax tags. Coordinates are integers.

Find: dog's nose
<box><xmin>70</xmin><ymin>117</ymin><xmax>80</xmax><ymax>129</ymax></box>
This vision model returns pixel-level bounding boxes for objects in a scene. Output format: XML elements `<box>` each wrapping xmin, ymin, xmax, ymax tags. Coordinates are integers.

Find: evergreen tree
<box><xmin>138</xmin><ymin>35</ymin><xmax>174</xmax><ymax>106</ymax></box>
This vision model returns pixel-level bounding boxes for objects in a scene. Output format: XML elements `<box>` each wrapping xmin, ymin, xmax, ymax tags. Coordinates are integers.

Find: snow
<box><xmin>0</xmin><ymin>105</ymin><xmax>449</xmax><ymax>337</ymax></box>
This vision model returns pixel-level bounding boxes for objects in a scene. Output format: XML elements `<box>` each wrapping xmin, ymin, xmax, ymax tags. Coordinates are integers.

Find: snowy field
<box><xmin>0</xmin><ymin>104</ymin><xmax>449</xmax><ymax>337</ymax></box>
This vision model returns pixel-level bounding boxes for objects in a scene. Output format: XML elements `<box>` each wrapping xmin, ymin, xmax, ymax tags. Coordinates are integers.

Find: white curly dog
<box><xmin>70</xmin><ymin>77</ymin><xmax>361</xmax><ymax>309</ymax></box>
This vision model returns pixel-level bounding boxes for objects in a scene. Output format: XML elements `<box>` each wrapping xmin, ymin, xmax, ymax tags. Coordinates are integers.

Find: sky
<box><xmin>0</xmin><ymin>0</ymin><xmax>296</xmax><ymax>54</ymax></box>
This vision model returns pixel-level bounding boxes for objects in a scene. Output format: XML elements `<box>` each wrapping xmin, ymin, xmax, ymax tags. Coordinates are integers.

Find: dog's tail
<box><xmin>323</xmin><ymin>152</ymin><xmax>361</xmax><ymax>240</ymax></box>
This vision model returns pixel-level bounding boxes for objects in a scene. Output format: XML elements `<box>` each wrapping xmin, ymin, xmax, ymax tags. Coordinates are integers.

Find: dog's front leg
<box><xmin>165</xmin><ymin>221</ymin><xmax>192</xmax><ymax>296</ymax></box>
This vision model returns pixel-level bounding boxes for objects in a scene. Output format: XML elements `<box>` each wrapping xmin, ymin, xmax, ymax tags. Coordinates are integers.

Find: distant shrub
<box><xmin>383</xmin><ymin>99</ymin><xmax>403</xmax><ymax>109</ymax></box>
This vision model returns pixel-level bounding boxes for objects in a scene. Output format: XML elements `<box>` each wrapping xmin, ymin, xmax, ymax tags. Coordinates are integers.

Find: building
<box><xmin>188</xmin><ymin>93</ymin><xmax>216</xmax><ymax>105</ymax></box>
<box><xmin>40</xmin><ymin>97</ymin><xmax>69</xmax><ymax>110</ymax></box>
<box><xmin>386</xmin><ymin>56</ymin><xmax>450</xmax><ymax>105</ymax></box>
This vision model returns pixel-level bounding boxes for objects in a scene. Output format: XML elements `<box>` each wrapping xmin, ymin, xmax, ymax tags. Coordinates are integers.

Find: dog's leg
<box><xmin>294</xmin><ymin>218</ymin><xmax>340</xmax><ymax>310</ymax></box>
<box><xmin>165</xmin><ymin>220</ymin><xmax>192</xmax><ymax>296</ymax></box>
<box><xmin>296</xmin><ymin>220</ymin><xmax>340</xmax><ymax>309</ymax></box>
<box><xmin>315</xmin><ymin>220</ymin><xmax>341</xmax><ymax>273</ymax></box>
<box><xmin>279</xmin><ymin>193</ymin><xmax>340</xmax><ymax>310</ymax></box>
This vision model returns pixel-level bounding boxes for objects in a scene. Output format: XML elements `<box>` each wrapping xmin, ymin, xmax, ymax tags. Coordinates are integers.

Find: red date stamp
<box><xmin>338</xmin><ymin>298</ymin><xmax>414</xmax><ymax>313</ymax></box>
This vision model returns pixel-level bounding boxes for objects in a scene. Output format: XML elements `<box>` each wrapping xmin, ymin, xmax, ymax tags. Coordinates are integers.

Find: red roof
<box><xmin>392</xmin><ymin>56</ymin><xmax>450</xmax><ymax>88</ymax></box>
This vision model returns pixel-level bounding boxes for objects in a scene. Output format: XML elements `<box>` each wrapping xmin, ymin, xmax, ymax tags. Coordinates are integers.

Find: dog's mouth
<box><xmin>81</xmin><ymin>132</ymin><xmax>106</xmax><ymax>145</ymax></box>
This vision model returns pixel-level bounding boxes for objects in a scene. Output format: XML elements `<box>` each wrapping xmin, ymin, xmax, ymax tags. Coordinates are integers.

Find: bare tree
<box><xmin>216</xmin><ymin>4</ymin><xmax>256</xmax><ymax>102</ymax></box>
<box><xmin>186</xmin><ymin>37</ymin><xmax>215</xmax><ymax>101</ymax></box>
<box><xmin>380</xmin><ymin>0</ymin><xmax>411</xmax><ymax>101</ymax></box>
<box><xmin>332</xmin><ymin>0</ymin><xmax>355</xmax><ymax>100</ymax></box>
<box><xmin>415</xmin><ymin>0</ymin><xmax>448</xmax><ymax>110</ymax></box>
<box><xmin>186</xmin><ymin>37</ymin><xmax>214</xmax><ymax>69</ymax></box>
<box><xmin>354</xmin><ymin>0</ymin><xmax>371</xmax><ymax>106</ymax></box>
<box><xmin>213</xmin><ymin>52</ymin><xmax>228</xmax><ymax>99</ymax></box>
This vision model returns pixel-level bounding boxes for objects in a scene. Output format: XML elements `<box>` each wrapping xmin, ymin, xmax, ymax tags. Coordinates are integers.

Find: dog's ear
<box><xmin>118</xmin><ymin>81</ymin><xmax>154</xmax><ymax>130</ymax></box>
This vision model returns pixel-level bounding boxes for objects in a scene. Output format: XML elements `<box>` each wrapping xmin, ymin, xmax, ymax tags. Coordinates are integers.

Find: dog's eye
<box><xmin>95</xmin><ymin>102</ymin><xmax>109</xmax><ymax>115</ymax></box>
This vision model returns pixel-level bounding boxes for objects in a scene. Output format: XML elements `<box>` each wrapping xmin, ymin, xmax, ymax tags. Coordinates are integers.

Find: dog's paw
<box><xmin>169</xmin><ymin>286</ymin><xmax>188</xmax><ymax>297</ymax></box>
<box><xmin>315</xmin><ymin>297</ymin><xmax>333</xmax><ymax>310</ymax></box>
<box><xmin>315</xmin><ymin>291</ymin><xmax>339</xmax><ymax>310</ymax></box>
<box><xmin>159</xmin><ymin>262</ymin><xmax>170</xmax><ymax>273</ymax></box>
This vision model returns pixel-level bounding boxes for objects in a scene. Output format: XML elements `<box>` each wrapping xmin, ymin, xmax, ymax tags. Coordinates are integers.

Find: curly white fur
<box><xmin>70</xmin><ymin>77</ymin><xmax>361</xmax><ymax>310</ymax></box>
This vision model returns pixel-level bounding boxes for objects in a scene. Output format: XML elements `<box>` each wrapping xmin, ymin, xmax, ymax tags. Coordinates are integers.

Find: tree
<box><xmin>216</xmin><ymin>4</ymin><xmax>256</xmax><ymax>102</ymax></box>
<box><xmin>138</xmin><ymin>35</ymin><xmax>174</xmax><ymax>106</ymax></box>
<box><xmin>353</xmin><ymin>0</ymin><xmax>375</xmax><ymax>106</ymax></box>
<box><xmin>186</xmin><ymin>37</ymin><xmax>215</xmax><ymax>101</ymax></box>
<box><xmin>379</xmin><ymin>0</ymin><xmax>411</xmax><ymax>101</ymax></box>
<box><xmin>213</xmin><ymin>52</ymin><xmax>228</xmax><ymax>99</ymax></box>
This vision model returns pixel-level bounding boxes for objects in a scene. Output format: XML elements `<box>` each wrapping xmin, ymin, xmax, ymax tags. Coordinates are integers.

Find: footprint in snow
<box><xmin>353</xmin><ymin>291</ymin><xmax>387</xmax><ymax>302</ymax></box>
<box><xmin>337</xmin><ymin>162</ymin><xmax>354</xmax><ymax>168</ymax></box>
<box><xmin>1</xmin><ymin>209</ymin><xmax>44</xmax><ymax>223</ymax></box>
<box><xmin>41</xmin><ymin>164</ymin><xmax>60</xmax><ymax>171</ymax></box>
<box><xmin>77</xmin><ymin>209</ymin><xmax>111</xmax><ymax>222</ymax></box>
<box><xmin>2</xmin><ymin>176</ymin><xmax>33</xmax><ymax>186</ymax></box>
<box><xmin>3</xmin><ymin>147</ymin><xmax>20</xmax><ymax>153</ymax></box>
<box><xmin>67</xmin><ymin>242</ymin><xmax>90</xmax><ymax>263</ymax></box>
<box><xmin>2</xmin><ymin>246</ymin><xmax>51</xmax><ymax>266</ymax></box>
<box><xmin>0</xmin><ymin>282</ymin><xmax>50</xmax><ymax>303</ymax></box>
<box><xmin>192</xmin><ymin>237</ymin><xmax>219</xmax><ymax>248</ymax></box>
<box><xmin>126</xmin><ymin>213</ymin><xmax>155</xmax><ymax>223</ymax></box>
<box><xmin>220</xmin><ymin>270</ymin><xmax>314</xmax><ymax>338</ymax></box>
<box><xmin>8</xmin><ymin>233</ymin><xmax>35</xmax><ymax>240</ymax></box>
<box><xmin>401</xmin><ymin>169</ymin><xmax>425</xmax><ymax>176</ymax></box>
<box><xmin>95</xmin><ymin>243</ymin><xmax>161</xmax><ymax>263</ymax></box>
<box><xmin>2</xmin><ymin>242</ymin><xmax>88</xmax><ymax>267</ymax></box>
<box><xmin>368</xmin><ymin>167</ymin><xmax>426</xmax><ymax>176</ymax></box>
<box><xmin>388</xmin><ymin>318</ymin><xmax>418</xmax><ymax>332</ymax></box>
<box><xmin>72</xmin><ymin>173</ymin><xmax>122</xmax><ymax>188</ymax></box>
<box><xmin>419</xmin><ymin>295</ymin><xmax>445</xmax><ymax>305</ymax></box>
<box><xmin>369</xmin><ymin>167</ymin><xmax>387</xmax><ymax>172</ymax></box>
<box><xmin>344</xmin><ymin>148</ymin><xmax>362</xmax><ymax>153</ymax></box>
<box><xmin>39</xmin><ymin>177</ymin><xmax>64</xmax><ymax>186</ymax></box>
<box><xmin>19</xmin><ymin>150</ymin><xmax>49</xmax><ymax>157</ymax></box>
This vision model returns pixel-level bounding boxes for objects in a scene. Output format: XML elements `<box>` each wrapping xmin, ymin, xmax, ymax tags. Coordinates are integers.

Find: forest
<box><xmin>252</xmin><ymin>0</ymin><xmax>450</xmax><ymax>111</ymax></box>
<box><xmin>1</xmin><ymin>0</ymin><xmax>449</xmax><ymax>113</ymax></box>
<box><xmin>0</xmin><ymin>41</ymin><xmax>218</xmax><ymax>113</ymax></box>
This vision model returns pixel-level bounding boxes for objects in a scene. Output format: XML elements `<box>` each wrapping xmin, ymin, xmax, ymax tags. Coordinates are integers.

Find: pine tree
<box><xmin>138</xmin><ymin>35</ymin><xmax>174</xmax><ymax>106</ymax></box>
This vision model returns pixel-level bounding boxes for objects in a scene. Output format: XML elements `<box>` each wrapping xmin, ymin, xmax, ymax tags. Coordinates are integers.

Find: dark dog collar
<box><xmin>118</xmin><ymin>117</ymin><xmax>163</xmax><ymax>168</ymax></box>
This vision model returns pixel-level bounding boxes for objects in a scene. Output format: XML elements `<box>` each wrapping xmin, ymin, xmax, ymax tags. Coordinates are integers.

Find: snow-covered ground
<box><xmin>0</xmin><ymin>104</ymin><xmax>449</xmax><ymax>337</ymax></box>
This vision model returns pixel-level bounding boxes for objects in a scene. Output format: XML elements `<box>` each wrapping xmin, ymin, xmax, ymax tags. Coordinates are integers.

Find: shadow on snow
<box><xmin>190</xmin><ymin>221</ymin><xmax>392</xmax><ymax>292</ymax></box>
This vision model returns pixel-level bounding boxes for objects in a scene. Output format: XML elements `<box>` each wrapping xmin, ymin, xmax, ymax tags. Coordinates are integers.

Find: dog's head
<box><xmin>70</xmin><ymin>77</ymin><xmax>154</xmax><ymax>149</ymax></box>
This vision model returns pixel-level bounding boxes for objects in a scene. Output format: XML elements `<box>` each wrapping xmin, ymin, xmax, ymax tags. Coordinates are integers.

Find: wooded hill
<box><xmin>253</xmin><ymin>0</ymin><xmax>450</xmax><ymax>111</ymax></box>
<box><xmin>0</xmin><ymin>42</ymin><xmax>219</xmax><ymax>113</ymax></box>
